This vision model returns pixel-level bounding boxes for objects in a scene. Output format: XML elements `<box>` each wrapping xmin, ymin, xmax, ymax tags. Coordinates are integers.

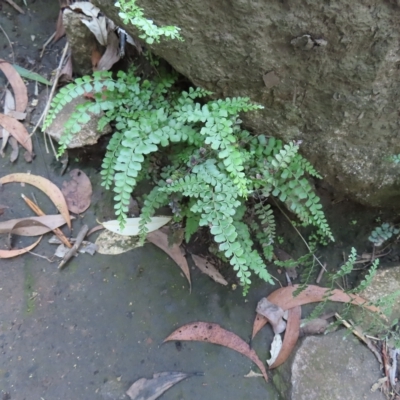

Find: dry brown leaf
<box><xmin>147</xmin><ymin>229</ymin><xmax>191</xmax><ymax>290</ymax></box>
<box><xmin>59</xmin><ymin>56</ymin><xmax>73</xmax><ymax>82</ymax></box>
<box><xmin>191</xmin><ymin>254</ymin><xmax>228</xmax><ymax>286</ymax></box>
<box><xmin>0</xmin><ymin>215</ymin><xmax>70</xmax><ymax>236</ymax></box>
<box><xmin>0</xmin><ymin>114</ymin><xmax>32</xmax><ymax>154</ymax></box>
<box><xmin>1</xmin><ymin>89</ymin><xmax>15</xmax><ymax>157</ymax></box>
<box><xmin>87</xmin><ymin>224</ymin><xmax>103</xmax><ymax>237</ymax></box>
<box><xmin>0</xmin><ymin>236</ymin><xmax>41</xmax><ymax>259</ymax></box>
<box><xmin>96</xmin><ymin>30</ymin><xmax>120</xmax><ymax>71</ymax></box>
<box><xmin>269</xmin><ymin>305</ymin><xmax>301</xmax><ymax>369</ymax></box>
<box><xmin>9</xmin><ymin>136</ymin><xmax>18</xmax><ymax>162</ymax></box>
<box><xmin>70</xmin><ymin>2</ymin><xmax>107</xmax><ymax>46</ymax></box>
<box><xmin>54</xmin><ymin>10</ymin><xmax>66</xmax><ymax>42</ymax></box>
<box><xmin>252</xmin><ymin>284</ymin><xmax>380</xmax><ymax>339</ymax></box>
<box><xmin>0</xmin><ymin>59</ymin><xmax>28</xmax><ymax>112</ymax></box>
<box><xmin>0</xmin><ymin>173</ymin><xmax>71</xmax><ymax>228</ymax></box>
<box><xmin>126</xmin><ymin>372</ymin><xmax>195</xmax><ymax>400</ymax></box>
<box><xmin>164</xmin><ymin>322</ymin><xmax>268</xmax><ymax>382</ymax></box>
<box><xmin>91</xmin><ymin>47</ymin><xmax>102</xmax><ymax>69</ymax></box>
<box><xmin>61</xmin><ymin>169</ymin><xmax>92</xmax><ymax>214</ymax></box>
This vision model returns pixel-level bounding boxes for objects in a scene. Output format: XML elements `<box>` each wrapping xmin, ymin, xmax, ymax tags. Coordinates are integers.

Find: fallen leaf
<box><xmin>191</xmin><ymin>254</ymin><xmax>228</xmax><ymax>285</ymax></box>
<box><xmin>12</xmin><ymin>64</ymin><xmax>51</xmax><ymax>86</ymax></box>
<box><xmin>252</xmin><ymin>284</ymin><xmax>380</xmax><ymax>339</ymax></box>
<box><xmin>256</xmin><ymin>298</ymin><xmax>286</xmax><ymax>334</ymax></box>
<box><xmin>59</xmin><ymin>56</ymin><xmax>73</xmax><ymax>82</ymax></box>
<box><xmin>0</xmin><ymin>215</ymin><xmax>71</xmax><ymax>236</ymax></box>
<box><xmin>96</xmin><ymin>30</ymin><xmax>120</xmax><ymax>71</ymax></box>
<box><xmin>262</xmin><ymin>71</ymin><xmax>280</xmax><ymax>89</ymax></box>
<box><xmin>1</xmin><ymin>89</ymin><xmax>15</xmax><ymax>157</ymax></box>
<box><xmin>0</xmin><ymin>173</ymin><xmax>71</xmax><ymax>229</ymax></box>
<box><xmin>267</xmin><ymin>334</ymin><xmax>282</xmax><ymax>366</ymax></box>
<box><xmin>9</xmin><ymin>136</ymin><xmax>18</xmax><ymax>162</ymax></box>
<box><xmin>126</xmin><ymin>372</ymin><xmax>197</xmax><ymax>400</ymax></box>
<box><xmin>70</xmin><ymin>2</ymin><xmax>107</xmax><ymax>46</ymax></box>
<box><xmin>0</xmin><ymin>59</ymin><xmax>28</xmax><ymax>112</ymax></box>
<box><xmin>91</xmin><ymin>47</ymin><xmax>102</xmax><ymax>69</ymax></box>
<box><xmin>87</xmin><ymin>224</ymin><xmax>103</xmax><ymax>237</ymax></box>
<box><xmin>54</xmin><ymin>10</ymin><xmax>66</xmax><ymax>42</ymax></box>
<box><xmin>61</xmin><ymin>169</ymin><xmax>92</xmax><ymax>214</ymax></box>
<box><xmin>0</xmin><ymin>236</ymin><xmax>41</xmax><ymax>258</ymax></box>
<box><xmin>95</xmin><ymin>229</ymin><xmax>141</xmax><ymax>255</ymax></box>
<box><xmin>164</xmin><ymin>322</ymin><xmax>268</xmax><ymax>382</ymax></box>
<box><xmin>147</xmin><ymin>229</ymin><xmax>191</xmax><ymax>290</ymax></box>
<box><xmin>268</xmin><ymin>305</ymin><xmax>301</xmax><ymax>369</ymax></box>
<box><xmin>244</xmin><ymin>370</ymin><xmax>264</xmax><ymax>378</ymax></box>
<box><xmin>102</xmin><ymin>216</ymin><xmax>171</xmax><ymax>236</ymax></box>
<box><xmin>0</xmin><ymin>114</ymin><xmax>32</xmax><ymax>154</ymax></box>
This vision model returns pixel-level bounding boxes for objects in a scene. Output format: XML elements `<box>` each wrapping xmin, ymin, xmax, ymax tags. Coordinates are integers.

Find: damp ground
<box><xmin>1</xmin><ymin>2</ymin><xmax>400</xmax><ymax>400</ymax></box>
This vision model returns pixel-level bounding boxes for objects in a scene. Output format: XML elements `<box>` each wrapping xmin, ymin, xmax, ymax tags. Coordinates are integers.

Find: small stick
<box><xmin>316</xmin><ymin>262</ymin><xmax>326</xmax><ymax>284</ymax></box>
<box><xmin>4</xmin><ymin>0</ymin><xmax>25</xmax><ymax>14</ymax></box>
<box><xmin>40</xmin><ymin>32</ymin><xmax>56</xmax><ymax>58</ymax></box>
<box><xmin>21</xmin><ymin>194</ymin><xmax>72</xmax><ymax>248</ymax></box>
<box><xmin>0</xmin><ymin>23</ymin><xmax>14</xmax><ymax>63</ymax></box>
<box><xmin>30</xmin><ymin>42</ymin><xmax>69</xmax><ymax>141</ymax></box>
<box><xmin>59</xmin><ymin>224</ymin><xmax>88</xmax><ymax>269</ymax></box>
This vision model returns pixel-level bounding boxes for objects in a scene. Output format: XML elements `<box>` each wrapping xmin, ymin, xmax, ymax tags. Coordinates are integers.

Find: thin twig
<box><xmin>59</xmin><ymin>224</ymin><xmax>89</xmax><ymax>269</ymax></box>
<box><xmin>21</xmin><ymin>194</ymin><xmax>72</xmax><ymax>248</ymax></box>
<box><xmin>0</xmin><ymin>23</ymin><xmax>14</xmax><ymax>63</ymax></box>
<box><xmin>28</xmin><ymin>251</ymin><xmax>55</xmax><ymax>262</ymax></box>
<box><xmin>29</xmin><ymin>42</ymin><xmax>69</xmax><ymax>145</ymax></box>
<box><xmin>40</xmin><ymin>32</ymin><xmax>56</xmax><ymax>58</ymax></box>
<box><xmin>4</xmin><ymin>0</ymin><xmax>25</xmax><ymax>14</ymax></box>
<box><xmin>316</xmin><ymin>262</ymin><xmax>326</xmax><ymax>284</ymax></box>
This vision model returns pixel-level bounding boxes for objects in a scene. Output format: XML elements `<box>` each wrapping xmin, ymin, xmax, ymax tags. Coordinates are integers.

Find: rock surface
<box><xmin>352</xmin><ymin>265</ymin><xmax>400</xmax><ymax>336</ymax></box>
<box><xmin>274</xmin><ymin>330</ymin><xmax>386</xmax><ymax>400</ymax></box>
<box><xmin>92</xmin><ymin>0</ymin><xmax>400</xmax><ymax>207</ymax></box>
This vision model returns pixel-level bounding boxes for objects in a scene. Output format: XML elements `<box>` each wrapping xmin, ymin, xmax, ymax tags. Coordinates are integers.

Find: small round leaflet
<box><xmin>61</xmin><ymin>169</ymin><xmax>92</xmax><ymax>214</ymax></box>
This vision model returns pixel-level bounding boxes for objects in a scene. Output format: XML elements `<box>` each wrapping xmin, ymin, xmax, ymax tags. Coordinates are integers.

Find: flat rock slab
<box><xmin>274</xmin><ymin>330</ymin><xmax>385</xmax><ymax>400</ymax></box>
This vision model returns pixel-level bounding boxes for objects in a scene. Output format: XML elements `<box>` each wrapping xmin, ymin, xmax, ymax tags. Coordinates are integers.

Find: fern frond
<box><xmin>138</xmin><ymin>185</ymin><xmax>170</xmax><ymax>244</ymax></box>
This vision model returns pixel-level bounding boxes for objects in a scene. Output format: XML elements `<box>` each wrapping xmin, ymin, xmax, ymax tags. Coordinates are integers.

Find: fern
<box><xmin>46</xmin><ymin>67</ymin><xmax>335</xmax><ymax>291</ymax></box>
<box><xmin>115</xmin><ymin>0</ymin><xmax>183</xmax><ymax>44</ymax></box>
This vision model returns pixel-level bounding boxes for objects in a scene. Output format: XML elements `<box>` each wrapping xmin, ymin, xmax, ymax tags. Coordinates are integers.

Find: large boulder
<box><xmin>274</xmin><ymin>329</ymin><xmax>386</xmax><ymax>400</ymax></box>
<box><xmin>92</xmin><ymin>0</ymin><xmax>400</xmax><ymax>207</ymax></box>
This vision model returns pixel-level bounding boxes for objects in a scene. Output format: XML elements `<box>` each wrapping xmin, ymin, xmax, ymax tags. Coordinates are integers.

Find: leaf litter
<box><xmin>164</xmin><ymin>322</ymin><xmax>269</xmax><ymax>382</ymax></box>
<box><xmin>102</xmin><ymin>216</ymin><xmax>171</xmax><ymax>236</ymax></box>
<box><xmin>126</xmin><ymin>372</ymin><xmax>201</xmax><ymax>400</ymax></box>
<box><xmin>61</xmin><ymin>169</ymin><xmax>92</xmax><ymax>214</ymax></box>
<box><xmin>191</xmin><ymin>254</ymin><xmax>228</xmax><ymax>285</ymax></box>
<box><xmin>0</xmin><ymin>173</ymin><xmax>71</xmax><ymax>228</ymax></box>
<box><xmin>0</xmin><ymin>59</ymin><xmax>28</xmax><ymax>112</ymax></box>
<box><xmin>147</xmin><ymin>228</ymin><xmax>191</xmax><ymax>290</ymax></box>
<box><xmin>0</xmin><ymin>215</ymin><xmax>71</xmax><ymax>236</ymax></box>
<box><xmin>0</xmin><ymin>236</ymin><xmax>42</xmax><ymax>259</ymax></box>
<box><xmin>0</xmin><ymin>113</ymin><xmax>32</xmax><ymax>154</ymax></box>
<box><xmin>95</xmin><ymin>229</ymin><xmax>141</xmax><ymax>255</ymax></box>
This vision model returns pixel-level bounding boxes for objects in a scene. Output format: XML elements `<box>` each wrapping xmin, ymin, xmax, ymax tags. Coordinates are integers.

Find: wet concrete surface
<box><xmin>0</xmin><ymin>141</ymin><xmax>281</xmax><ymax>399</ymax></box>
